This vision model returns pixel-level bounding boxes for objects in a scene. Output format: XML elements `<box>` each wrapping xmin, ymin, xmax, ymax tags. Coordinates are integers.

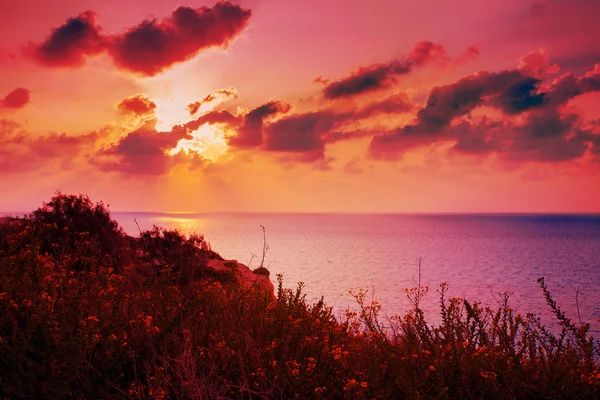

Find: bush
<box><xmin>138</xmin><ymin>226</ymin><xmax>222</xmax><ymax>282</ymax></box>
<box><xmin>30</xmin><ymin>192</ymin><xmax>126</xmax><ymax>271</ymax></box>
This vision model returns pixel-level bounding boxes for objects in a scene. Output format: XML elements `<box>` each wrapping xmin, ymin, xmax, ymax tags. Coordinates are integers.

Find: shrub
<box><xmin>30</xmin><ymin>192</ymin><xmax>125</xmax><ymax>271</ymax></box>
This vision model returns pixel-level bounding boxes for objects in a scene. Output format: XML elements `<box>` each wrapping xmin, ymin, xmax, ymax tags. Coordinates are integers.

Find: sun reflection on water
<box><xmin>154</xmin><ymin>216</ymin><xmax>208</xmax><ymax>236</ymax></box>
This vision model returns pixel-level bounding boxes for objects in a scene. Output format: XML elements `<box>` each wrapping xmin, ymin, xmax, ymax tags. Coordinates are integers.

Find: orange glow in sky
<box><xmin>167</xmin><ymin>124</ymin><xmax>229</xmax><ymax>161</ymax></box>
<box><xmin>0</xmin><ymin>0</ymin><xmax>599</xmax><ymax>213</ymax></box>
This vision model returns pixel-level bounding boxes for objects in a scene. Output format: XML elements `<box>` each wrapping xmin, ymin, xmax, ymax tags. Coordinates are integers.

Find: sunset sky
<box><xmin>1</xmin><ymin>0</ymin><xmax>599</xmax><ymax>213</ymax></box>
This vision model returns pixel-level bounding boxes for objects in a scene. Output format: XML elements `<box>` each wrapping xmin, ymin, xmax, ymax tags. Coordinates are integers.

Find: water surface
<box><xmin>114</xmin><ymin>212</ymin><xmax>600</xmax><ymax>332</ymax></box>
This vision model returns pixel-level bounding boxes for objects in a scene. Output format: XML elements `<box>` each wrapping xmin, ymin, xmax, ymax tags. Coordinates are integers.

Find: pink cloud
<box><xmin>28</xmin><ymin>2</ymin><xmax>252</xmax><ymax>76</ymax></box>
<box><xmin>1</xmin><ymin>88</ymin><xmax>30</xmax><ymax>108</ymax></box>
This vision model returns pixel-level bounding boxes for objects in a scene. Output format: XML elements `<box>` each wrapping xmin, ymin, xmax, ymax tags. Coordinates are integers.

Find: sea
<box><xmin>4</xmin><ymin>211</ymin><xmax>600</xmax><ymax>333</ymax></box>
<box><xmin>112</xmin><ymin>212</ymin><xmax>600</xmax><ymax>334</ymax></box>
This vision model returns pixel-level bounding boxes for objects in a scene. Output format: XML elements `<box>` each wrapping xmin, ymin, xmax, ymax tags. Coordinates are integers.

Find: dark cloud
<box><xmin>263</xmin><ymin>110</ymin><xmax>353</xmax><ymax>157</ymax></box>
<box><xmin>354</xmin><ymin>92</ymin><xmax>414</xmax><ymax>119</ymax></box>
<box><xmin>451</xmin><ymin>119</ymin><xmax>505</xmax><ymax>155</ymax></box>
<box><xmin>410</xmin><ymin>70</ymin><xmax>531</xmax><ymax>133</ymax></box>
<box><xmin>96</xmin><ymin>119</ymin><xmax>190</xmax><ymax>175</ymax></box>
<box><xmin>494</xmin><ymin>76</ymin><xmax>546</xmax><ymax>114</ymax></box>
<box><xmin>228</xmin><ymin>100</ymin><xmax>291</xmax><ymax>147</ymax></box>
<box><xmin>187</xmin><ymin>87</ymin><xmax>237</xmax><ymax>115</ymax></box>
<box><xmin>406</xmin><ymin>54</ymin><xmax>598</xmax><ymax>134</ymax></box>
<box><xmin>321</xmin><ymin>41</ymin><xmax>446</xmax><ymax>99</ymax></box>
<box><xmin>182</xmin><ymin>100</ymin><xmax>292</xmax><ymax>149</ymax></box>
<box><xmin>369</xmin><ymin>62</ymin><xmax>600</xmax><ymax>162</ymax></box>
<box><xmin>370</xmin><ymin>107</ymin><xmax>597</xmax><ymax>164</ymax></box>
<box><xmin>105</xmin><ymin>2</ymin><xmax>252</xmax><ymax>76</ymax></box>
<box><xmin>326</xmin><ymin>129</ymin><xmax>373</xmax><ymax>143</ymax></box>
<box><xmin>184</xmin><ymin>109</ymin><xmax>238</xmax><ymax>131</ymax></box>
<box><xmin>1</xmin><ymin>88</ymin><xmax>30</xmax><ymax>108</ymax></box>
<box><xmin>322</xmin><ymin>61</ymin><xmax>411</xmax><ymax>100</ymax></box>
<box><xmin>545</xmin><ymin>64</ymin><xmax>600</xmax><ymax>105</ymax></box>
<box><xmin>506</xmin><ymin>108</ymin><xmax>592</xmax><ymax>163</ymax></box>
<box><xmin>578</xmin><ymin>64</ymin><xmax>600</xmax><ymax>92</ymax></box>
<box><xmin>29</xmin><ymin>11</ymin><xmax>104</xmax><ymax>67</ymax></box>
<box><xmin>116</xmin><ymin>95</ymin><xmax>156</xmax><ymax>116</ymax></box>
<box><xmin>29</xmin><ymin>2</ymin><xmax>252</xmax><ymax>76</ymax></box>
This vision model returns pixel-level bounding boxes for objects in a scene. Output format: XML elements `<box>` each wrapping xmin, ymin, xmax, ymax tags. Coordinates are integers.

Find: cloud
<box><xmin>29</xmin><ymin>11</ymin><xmax>104</xmax><ymax>67</ymax></box>
<box><xmin>456</xmin><ymin>46</ymin><xmax>480</xmax><ymax>64</ymax></box>
<box><xmin>321</xmin><ymin>41</ymin><xmax>446</xmax><ymax>99</ymax></box>
<box><xmin>228</xmin><ymin>100</ymin><xmax>291</xmax><ymax>147</ymax></box>
<box><xmin>116</xmin><ymin>95</ymin><xmax>156</xmax><ymax>116</ymax></box>
<box><xmin>95</xmin><ymin>119</ymin><xmax>191</xmax><ymax>175</ymax></box>
<box><xmin>205</xmin><ymin>93</ymin><xmax>414</xmax><ymax>158</ymax></box>
<box><xmin>408</xmin><ymin>41</ymin><xmax>446</xmax><ymax>66</ymax></box>
<box><xmin>545</xmin><ymin>63</ymin><xmax>600</xmax><ymax>105</ymax></box>
<box><xmin>184</xmin><ymin>109</ymin><xmax>238</xmax><ymax>131</ymax></box>
<box><xmin>29</xmin><ymin>131</ymin><xmax>99</xmax><ymax>160</ymax></box>
<box><xmin>1</xmin><ymin>88</ymin><xmax>30</xmax><ymax>108</ymax></box>
<box><xmin>494</xmin><ymin>76</ymin><xmax>546</xmax><ymax>115</ymax></box>
<box><xmin>369</xmin><ymin>62</ymin><xmax>600</xmax><ymax>161</ymax></box>
<box><xmin>370</xmin><ymin>106</ymin><xmax>598</xmax><ymax>164</ymax></box>
<box><xmin>354</xmin><ymin>92</ymin><xmax>414</xmax><ymax>119</ymax></box>
<box><xmin>187</xmin><ymin>87</ymin><xmax>237</xmax><ymax>115</ymax></box>
<box><xmin>519</xmin><ymin>49</ymin><xmax>560</xmax><ymax>79</ymax></box>
<box><xmin>0</xmin><ymin>119</ymin><xmax>99</xmax><ymax>173</ymax></box>
<box><xmin>107</xmin><ymin>2</ymin><xmax>251</xmax><ymax>76</ymax></box>
<box><xmin>407</xmin><ymin>70</ymin><xmax>536</xmax><ymax>134</ymax></box>
<box><xmin>263</xmin><ymin>110</ymin><xmax>354</xmax><ymax>159</ymax></box>
<box><xmin>454</xmin><ymin>108</ymin><xmax>595</xmax><ymax>163</ymax></box>
<box><xmin>29</xmin><ymin>2</ymin><xmax>252</xmax><ymax>76</ymax></box>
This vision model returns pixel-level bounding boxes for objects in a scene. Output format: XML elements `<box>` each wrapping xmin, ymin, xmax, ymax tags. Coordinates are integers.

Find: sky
<box><xmin>0</xmin><ymin>0</ymin><xmax>599</xmax><ymax>213</ymax></box>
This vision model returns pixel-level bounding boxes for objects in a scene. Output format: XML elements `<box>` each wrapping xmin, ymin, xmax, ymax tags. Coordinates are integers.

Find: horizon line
<box><xmin>4</xmin><ymin>210</ymin><xmax>600</xmax><ymax>217</ymax></box>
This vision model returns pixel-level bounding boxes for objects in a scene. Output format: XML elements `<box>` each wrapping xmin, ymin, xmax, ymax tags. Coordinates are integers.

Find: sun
<box><xmin>153</xmin><ymin>98</ymin><xmax>192</xmax><ymax>132</ymax></box>
<box><xmin>167</xmin><ymin>123</ymin><xmax>229</xmax><ymax>161</ymax></box>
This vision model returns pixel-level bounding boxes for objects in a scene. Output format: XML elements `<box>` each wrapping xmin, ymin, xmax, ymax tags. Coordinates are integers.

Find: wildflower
<box><xmin>343</xmin><ymin>379</ymin><xmax>358</xmax><ymax>391</ymax></box>
<box><xmin>480</xmin><ymin>371</ymin><xmax>497</xmax><ymax>380</ymax></box>
<box><xmin>428</xmin><ymin>365</ymin><xmax>436</xmax><ymax>372</ymax></box>
<box><xmin>86</xmin><ymin>316</ymin><xmax>99</xmax><ymax>323</ymax></box>
<box><xmin>360</xmin><ymin>381</ymin><xmax>368</xmax><ymax>388</ymax></box>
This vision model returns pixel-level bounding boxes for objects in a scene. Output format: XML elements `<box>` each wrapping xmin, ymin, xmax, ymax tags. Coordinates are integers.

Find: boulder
<box><xmin>206</xmin><ymin>259</ymin><xmax>276</xmax><ymax>302</ymax></box>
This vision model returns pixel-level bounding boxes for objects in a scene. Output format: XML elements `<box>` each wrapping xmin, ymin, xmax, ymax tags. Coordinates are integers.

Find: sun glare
<box><xmin>153</xmin><ymin>89</ymin><xmax>236</xmax><ymax>132</ymax></box>
<box><xmin>153</xmin><ymin>98</ymin><xmax>192</xmax><ymax>132</ymax></box>
<box><xmin>167</xmin><ymin>123</ymin><xmax>229</xmax><ymax>161</ymax></box>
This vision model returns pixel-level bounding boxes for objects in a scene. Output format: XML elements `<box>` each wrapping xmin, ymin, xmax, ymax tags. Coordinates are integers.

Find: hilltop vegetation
<box><xmin>0</xmin><ymin>193</ymin><xmax>599</xmax><ymax>399</ymax></box>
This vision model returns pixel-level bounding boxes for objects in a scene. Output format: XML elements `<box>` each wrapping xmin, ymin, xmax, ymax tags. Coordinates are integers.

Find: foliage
<box><xmin>0</xmin><ymin>193</ymin><xmax>599</xmax><ymax>399</ymax></box>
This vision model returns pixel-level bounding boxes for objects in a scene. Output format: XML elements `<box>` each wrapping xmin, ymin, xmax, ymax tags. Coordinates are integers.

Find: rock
<box><xmin>206</xmin><ymin>259</ymin><xmax>276</xmax><ymax>302</ymax></box>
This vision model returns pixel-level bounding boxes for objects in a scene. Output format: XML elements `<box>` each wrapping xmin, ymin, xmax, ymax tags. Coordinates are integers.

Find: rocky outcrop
<box><xmin>206</xmin><ymin>259</ymin><xmax>276</xmax><ymax>302</ymax></box>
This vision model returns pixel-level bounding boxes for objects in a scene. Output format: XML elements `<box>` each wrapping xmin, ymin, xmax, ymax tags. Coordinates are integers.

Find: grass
<box><xmin>0</xmin><ymin>192</ymin><xmax>599</xmax><ymax>399</ymax></box>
